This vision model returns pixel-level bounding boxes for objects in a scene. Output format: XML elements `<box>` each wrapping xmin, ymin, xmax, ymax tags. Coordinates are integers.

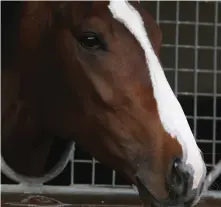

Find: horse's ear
<box><xmin>150</xmin><ymin>22</ymin><xmax>162</xmax><ymax>57</ymax></box>
<box><xmin>140</xmin><ymin>8</ymin><xmax>162</xmax><ymax>57</ymax></box>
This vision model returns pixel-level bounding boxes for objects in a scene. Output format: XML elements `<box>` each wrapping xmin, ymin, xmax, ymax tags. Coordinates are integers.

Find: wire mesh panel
<box><xmin>1</xmin><ymin>0</ymin><xmax>221</xmax><ymax>198</ymax></box>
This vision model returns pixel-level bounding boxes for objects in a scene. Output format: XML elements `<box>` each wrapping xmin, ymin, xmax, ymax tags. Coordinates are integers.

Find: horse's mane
<box><xmin>2</xmin><ymin>2</ymin><xmax>23</xmax><ymax>69</ymax></box>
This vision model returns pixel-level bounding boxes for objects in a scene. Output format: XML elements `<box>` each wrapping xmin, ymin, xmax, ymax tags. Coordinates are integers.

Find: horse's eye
<box><xmin>78</xmin><ymin>32</ymin><xmax>106</xmax><ymax>51</ymax></box>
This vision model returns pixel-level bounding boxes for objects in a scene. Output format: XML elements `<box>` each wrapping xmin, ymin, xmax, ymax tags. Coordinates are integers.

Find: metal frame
<box><xmin>1</xmin><ymin>0</ymin><xmax>221</xmax><ymax>201</ymax></box>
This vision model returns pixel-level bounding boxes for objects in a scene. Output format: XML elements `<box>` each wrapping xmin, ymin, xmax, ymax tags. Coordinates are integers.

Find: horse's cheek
<box><xmin>90</xmin><ymin>73</ymin><xmax>115</xmax><ymax>104</ymax></box>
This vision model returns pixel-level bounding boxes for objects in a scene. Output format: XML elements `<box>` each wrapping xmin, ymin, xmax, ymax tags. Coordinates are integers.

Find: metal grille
<box><xmin>2</xmin><ymin>0</ymin><xmax>221</xmax><ymax>199</ymax></box>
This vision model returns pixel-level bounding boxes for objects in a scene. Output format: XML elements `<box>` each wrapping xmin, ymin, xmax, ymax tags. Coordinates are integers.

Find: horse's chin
<box><xmin>136</xmin><ymin>176</ymin><xmax>195</xmax><ymax>207</ymax></box>
<box><xmin>136</xmin><ymin>176</ymin><xmax>162</xmax><ymax>207</ymax></box>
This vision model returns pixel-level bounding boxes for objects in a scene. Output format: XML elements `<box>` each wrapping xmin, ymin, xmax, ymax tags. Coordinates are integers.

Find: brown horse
<box><xmin>1</xmin><ymin>1</ymin><xmax>206</xmax><ymax>207</ymax></box>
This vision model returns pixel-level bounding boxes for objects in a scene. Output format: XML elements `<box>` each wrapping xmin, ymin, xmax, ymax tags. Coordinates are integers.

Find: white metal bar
<box><xmin>92</xmin><ymin>158</ymin><xmax>96</xmax><ymax>186</ymax></box>
<box><xmin>1</xmin><ymin>185</ymin><xmax>221</xmax><ymax>199</ymax></box>
<box><xmin>205</xmin><ymin>160</ymin><xmax>221</xmax><ymax>190</ymax></box>
<box><xmin>1</xmin><ymin>141</ymin><xmax>74</xmax><ymax>185</ymax></box>
<box><xmin>159</xmin><ymin>20</ymin><xmax>221</xmax><ymax>27</ymax></box>
<box><xmin>112</xmin><ymin>170</ymin><xmax>116</xmax><ymax>187</ymax></box>
<box><xmin>193</xmin><ymin>1</ymin><xmax>199</xmax><ymax>139</ymax></box>
<box><xmin>162</xmin><ymin>44</ymin><xmax>221</xmax><ymax>50</ymax></box>
<box><xmin>70</xmin><ymin>143</ymin><xmax>76</xmax><ymax>185</ymax></box>
<box><xmin>174</xmin><ymin>1</ymin><xmax>180</xmax><ymax>95</ymax></box>
<box><xmin>1</xmin><ymin>185</ymin><xmax>137</xmax><ymax>196</ymax></box>
<box><xmin>212</xmin><ymin>0</ymin><xmax>218</xmax><ymax>167</ymax></box>
<box><xmin>164</xmin><ymin>68</ymin><xmax>221</xmax><ymax>74</ymax></box>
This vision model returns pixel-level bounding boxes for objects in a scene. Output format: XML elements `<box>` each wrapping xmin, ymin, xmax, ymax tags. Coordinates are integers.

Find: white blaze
<box><xmin>108</xmin><ymin>0</ymin><xmax>206</xmax><ymax>189</ymax></box>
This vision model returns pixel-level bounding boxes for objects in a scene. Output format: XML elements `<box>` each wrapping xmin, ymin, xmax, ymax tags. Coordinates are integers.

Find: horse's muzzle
<box><xmin>136</xmin><ymin>175</ymin><xmax>203</xmax><ymax>207</ymax></box>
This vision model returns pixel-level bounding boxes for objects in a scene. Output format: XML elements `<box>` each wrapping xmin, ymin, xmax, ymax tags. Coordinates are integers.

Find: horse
<box><xmin>1</xmin><ymin>1</ymin><xmax>207</xmax><ymax>207</ymax></box>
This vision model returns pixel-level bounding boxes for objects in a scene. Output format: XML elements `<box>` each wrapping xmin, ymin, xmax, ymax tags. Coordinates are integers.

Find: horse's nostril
<box><xmin>166</xmin><ymin>158</ymin><xmax>193</xmax><ymax>199</ymax></box>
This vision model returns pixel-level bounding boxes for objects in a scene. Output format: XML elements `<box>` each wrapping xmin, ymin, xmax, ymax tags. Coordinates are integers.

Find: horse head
<box><xmin>6</xmin><ymin>1</ymin><xmax>206</xmax><ymax>206</ymax></box>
